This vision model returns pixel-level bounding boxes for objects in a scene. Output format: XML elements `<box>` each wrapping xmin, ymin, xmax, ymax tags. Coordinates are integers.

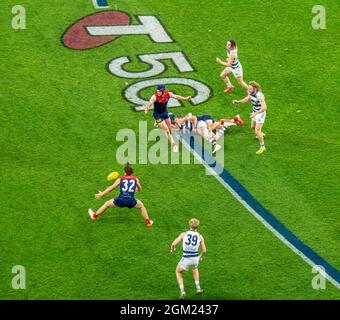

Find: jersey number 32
<box><xmin>121</xmin><ymin>179</ymin><xmax>136</xmax><ymax>192</ymax></box>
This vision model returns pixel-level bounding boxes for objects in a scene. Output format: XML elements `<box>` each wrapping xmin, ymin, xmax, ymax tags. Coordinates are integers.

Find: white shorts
<box><xmin>252</xmin><ymin>111</ymin><xmax>266</xmax><ymax>124</ymax></box>
<box><xmin>196</xmin><ymin>120</ymin><xmax>207</xmax><ymax>129</ymax></box>
<box><xmin>224</xmin><ymin>64</ymin><xmax>243</xmax><ymax>78</ymax></box>
<box><xmin>177</xmin><ymin>257</ymin><xmax>199</xmax><ymax>271</ymax></box>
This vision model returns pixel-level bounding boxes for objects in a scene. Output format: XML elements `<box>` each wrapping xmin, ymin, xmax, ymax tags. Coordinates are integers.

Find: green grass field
<box><xmin>1</xmin><ymin>0</ymin><xmax>340</xmax><ymax>299</ymax></box>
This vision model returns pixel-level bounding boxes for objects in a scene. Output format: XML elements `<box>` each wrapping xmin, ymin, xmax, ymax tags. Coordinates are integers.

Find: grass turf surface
<box><xmin>0</xmin><ymin>0</ymin><xmax>339</xmax><ymax>299</ymax></box>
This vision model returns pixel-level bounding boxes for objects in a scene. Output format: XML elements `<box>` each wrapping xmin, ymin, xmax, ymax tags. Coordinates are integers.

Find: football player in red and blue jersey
<box><xmin>88</xmin><ymin>164</ymin><xmax>153</xmax><ymax>227</ymax></box>
<box><xmin>145</xmin><ymin>84</ymin><xmax>192</xmax><ymax>152</ymax></box>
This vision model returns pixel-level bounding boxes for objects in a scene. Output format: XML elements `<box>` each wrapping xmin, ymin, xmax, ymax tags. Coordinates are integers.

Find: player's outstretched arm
<box><xmin>144</xmin><ymin>95</ymin><xmax>155</xmax><ymax>114</ymax></box>
<box><xmin>170</xmin><ymin>232</ymin><xmax>185</xmax><ymax>253</ymax></box>
<box><xmin>95</xmin><ymin>179</ymin><xmax>121</xmax><ymax>199</ymax></box>
<box><xmin>169</xmin><ymin>92</ymin><xmax>192</xmax><ymax>101</ymax></box>
<box><xmin>199</xmin><ymin>235</ymin><xmax>207</xmax><ymax>261</ymax></box>
<box><xmin>233</xmin><ymin>94</ymin><xmax>250</xmax><ymax>105</ymax></box>
<box><xmin>144</xmin><ymin>101</ymin><xmax>152</xmax><ymax>114</ymax></box>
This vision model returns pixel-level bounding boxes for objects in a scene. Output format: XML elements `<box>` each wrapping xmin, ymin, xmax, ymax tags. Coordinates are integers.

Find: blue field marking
<box><xmin>92</xmin><ymin>0</ymin><xmax>109</xmax><ymax>8</ymax></box>
<box><xmin>177</xmin><ymin>133</ymin><xmax>340</xmax><ymax>289</ymax></box>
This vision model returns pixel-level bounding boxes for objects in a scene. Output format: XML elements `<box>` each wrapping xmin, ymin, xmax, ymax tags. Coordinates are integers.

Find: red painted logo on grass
<box><xmin>62</xmin><ymin>11</ymin><xmax>130</xmax><ymax>50</ymax></box>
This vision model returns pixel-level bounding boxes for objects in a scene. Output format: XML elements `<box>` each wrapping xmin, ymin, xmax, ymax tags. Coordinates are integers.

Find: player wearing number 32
<box><xmin>145</xmin><ymin>84</ymin><xmax>192</xmax><ymax>153</ymax></box>
<box><xmin>171</xmin><ymin>218</ymin><xmax>206</xmax><ymax>299</ymax></box>
<box><xmin>88</xmin><ymin>164</ymin><xmax>153</xmax><ymax>227</ymax></box>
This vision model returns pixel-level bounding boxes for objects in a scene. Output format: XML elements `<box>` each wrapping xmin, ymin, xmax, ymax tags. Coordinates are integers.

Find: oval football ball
<box><xmin>107</xmin><ymin>171</ymin><xmax>119</xmax><ymax>181</ymax></box>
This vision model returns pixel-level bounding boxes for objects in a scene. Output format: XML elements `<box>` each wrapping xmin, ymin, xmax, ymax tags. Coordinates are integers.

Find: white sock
<box><xmin>223</xmin><ymin>78</ymin><xmax>232</xmax><ymax>87</ymax></box>
<box><xmin>195</xmin><ymin>281</ymin><xmax>201</xmax><ymax>290</ymax></box>
<box><xmin>207</xmin><ymin>137</ymin><xmax>216</xmax><ymax>146</ymax></box>
<box><xmin>179</xmin><ymin>285</ymin><xmax>185</xmax><ymax>293</ymax></box>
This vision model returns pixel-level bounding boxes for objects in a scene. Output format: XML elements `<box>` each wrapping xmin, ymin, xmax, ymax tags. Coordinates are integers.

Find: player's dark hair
<box><xmin>228</xmin><ymin>38</ymin><xmax>237</xmax><ymax>48</ymax></box>
<box><xmin>124</xmin><ymin>163</ymin><xmax>134</xmax><ymax>175</ymax></box>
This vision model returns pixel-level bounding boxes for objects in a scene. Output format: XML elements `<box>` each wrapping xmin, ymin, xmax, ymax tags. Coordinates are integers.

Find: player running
<box><xmin>88</xmin><ymin>164</ymin><xmax>153</xmax><ymax>227</ymax></box>
<box><xmin>233</xmin><ymin>81</ymin><xmax>267</xmax><ymax>154</ymax></box>
<box><xmin>216</xmin><ymin>39</ymin><xmax>248</xmax><ymax>93</ymax></box>
<box><xmin>145</xmin><ymin>84</ymin><xmax>192</xmax><ymax>153</ymax></box>
<box><xmin>171</xmin><ymin>218</ymin><xmax>206</xmax><ymax>300</ymax></box>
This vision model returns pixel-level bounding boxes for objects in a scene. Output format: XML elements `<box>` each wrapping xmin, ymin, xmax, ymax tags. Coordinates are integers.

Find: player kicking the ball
<box><xmin>171</xmin><ymin>218</ymin><xmax>206</xmax><ymax>300</ymax></box>
<box><xmin>145</xmin><ymin>84</ymin><xmax>192</xmax><ymax>153</ymax></box>
<box><xmin>233</xmin><ymin>81</ymin><xmax>267</xmax><ymax>154</ymax></box>
<box><xmin>216</xmin><ymin>38</ymin><xmax>248</xmax><ymax>93</ymax></box>
<box><xmin>88</xmin><ymin>164</ymin><xmax>153</xmax><ymax>227</ymax></box>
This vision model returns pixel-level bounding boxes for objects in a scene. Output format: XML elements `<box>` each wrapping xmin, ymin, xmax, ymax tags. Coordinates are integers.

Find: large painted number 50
<box><xmin>108</xmin><ymin>51</ymin><xmax>194</xmax><ymax>78</ymax></box>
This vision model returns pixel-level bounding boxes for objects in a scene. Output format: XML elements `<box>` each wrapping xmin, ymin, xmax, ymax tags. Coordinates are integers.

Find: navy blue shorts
<box><xmin>114</xmin><ymin>197</ymin><xmax>137</xmax><ymax>209</ymax></box>
<box><xmin>153</xmin><ymin>111</ymin><xmax>169</xmax><ymax>123</ymax></box>
<box><xmin>197</xmin><ymin>115</ymin><xmax>214</xmax><ymax>122</ymax></box>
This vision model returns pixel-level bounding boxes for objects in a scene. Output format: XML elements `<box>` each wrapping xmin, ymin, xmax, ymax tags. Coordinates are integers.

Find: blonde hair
<box><xmin>249</xmin><ymin>81</ymin><xmax>261</xmax><ymax>92</ymax></box>
<box><xmin>189</xmin><ymin>218</ymin><xmax>200</xmax><ymax>230</ymax></box>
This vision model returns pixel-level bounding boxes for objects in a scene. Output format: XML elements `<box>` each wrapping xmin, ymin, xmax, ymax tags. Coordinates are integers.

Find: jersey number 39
<box><xmin>185</xmin><ymin>234</ymin><xmax>198</xmax><ymax>246</ymax></box>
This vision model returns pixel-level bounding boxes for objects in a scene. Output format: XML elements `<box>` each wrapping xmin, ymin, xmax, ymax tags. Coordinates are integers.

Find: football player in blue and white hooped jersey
<box><xmin>88</xmin><ymin>164</ymin><xmax>153</xmax><ymax>227</ymax></box>
<box><xmin>233</xmin><ymin>81</ymin><xmax>267</xmax><ymax>154</ymax></box>
<box><xmin>216</xmin><ymin>39</ymin><xmax>248</xmax><ymax>93</ymax></box>
<box><xmin>170</xmin><ymin>218</ymin><xmax>206</xmax><ymax>299</ymax></box>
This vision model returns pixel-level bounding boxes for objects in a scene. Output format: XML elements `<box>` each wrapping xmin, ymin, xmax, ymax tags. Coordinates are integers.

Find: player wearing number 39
<box><xmin>88</xmin><ymin>164</ymin><xmax>153</xmax><ymax>227</ymax></box>
<box><xmin>171</xmin><ymin>218</ymin><xmax>206</xmax><ymax>299</ymax></box>
<box><xmin>145</xmin><ymin>84</ymin><xmax>192</xmax><ymax>153</ymax></box>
